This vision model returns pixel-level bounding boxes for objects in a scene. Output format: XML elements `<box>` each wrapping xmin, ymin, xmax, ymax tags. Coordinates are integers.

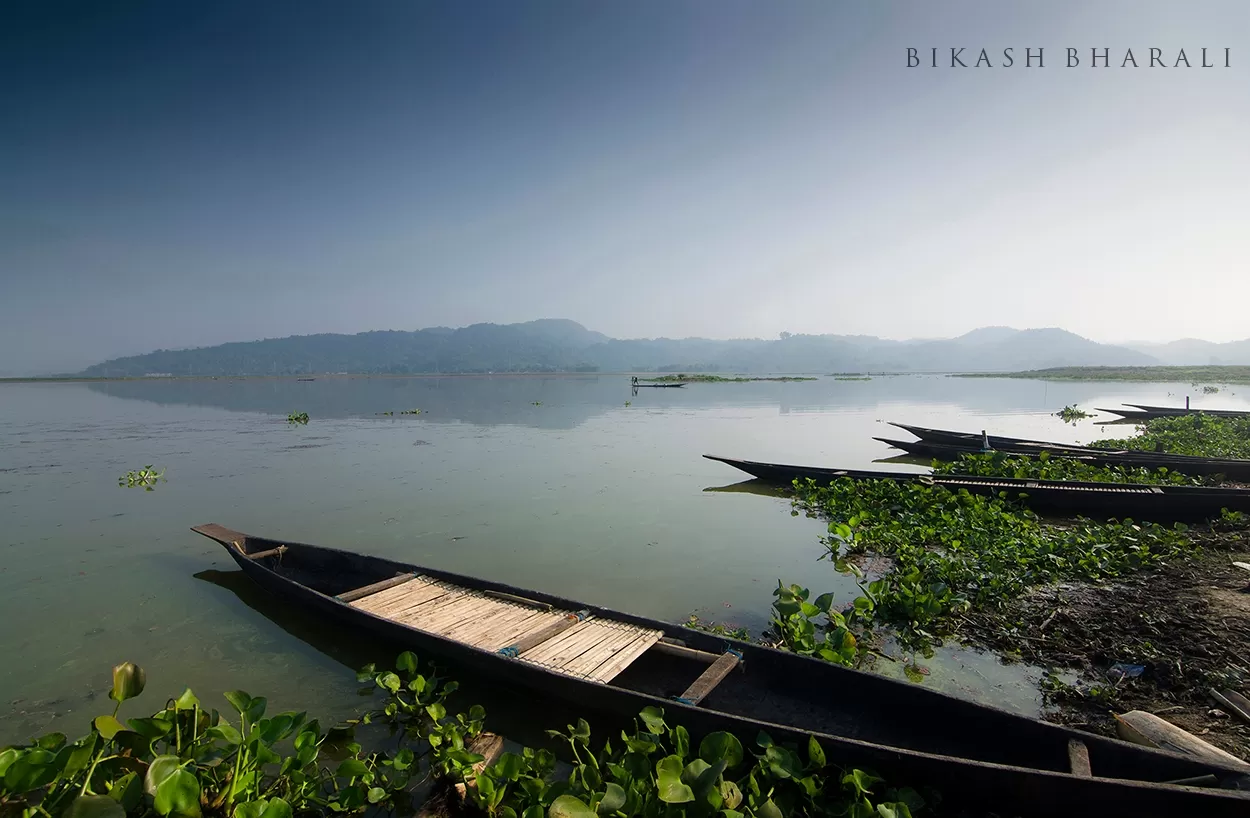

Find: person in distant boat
<box><xmin>631</xmin><ymin>376</ymin><xmax>638</xmax><ymax>385</ymax></box>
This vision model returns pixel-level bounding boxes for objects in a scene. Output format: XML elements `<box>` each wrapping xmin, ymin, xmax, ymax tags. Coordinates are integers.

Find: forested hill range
<box><xmin>73</xmin><ymin>319</ymin><xmax>1250</xmax><ymax>378</ymax></box>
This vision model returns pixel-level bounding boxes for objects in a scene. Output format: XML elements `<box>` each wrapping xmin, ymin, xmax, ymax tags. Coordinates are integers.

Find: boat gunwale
<box><xmin>702</xmin><ymin>454</ymin><xmax>1250</xmax><ymax>498</ymax></box>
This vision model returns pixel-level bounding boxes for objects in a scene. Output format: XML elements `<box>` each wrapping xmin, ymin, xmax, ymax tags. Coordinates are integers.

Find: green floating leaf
<box><xmin>145</xmin><ymin>755</ymin><xmax>183</xmax><ymax>796</ymax></box>
<box><xmin>4</xmin><ymin>749</ymin><xmax>60</xmax><ymax>793</ymax></box>
<box><xmin>110</xmin><ymin>662</ymin><xmax>146</xmax><ymax>703</ymax></box>
<box><xmin>335</xmin><ymin>759</ymin><xmax>370</xmax><ymax>778</ymax></box>
<box><xmin>655</xmin><ymin>755</ymin><xmax>695</xmax><ymax>804</ymax></box>
<box><xmin>153</xmin><ymin>768</ymin><xmax>201</xmax><ymax>817</ymax></box>
<box><xmin>638</xmin><ymin>706</ymin><xmax>666</xmax><ymax>735</ymax></box>
<box><xmin>549</xmin><ymin>794</ymin><xmax>597</xmax><ymax>818</ymax></box>
<box><xmin>596</xmin><ymin>782</ymin><xmax>626</xmax><ymax>815</ymax></box>
<box><xmin>109</xmin><ymin>772</ymin><xmax>143</xmax><ymax>811</ymax></box>
<box><xmin>698</xmin><ymin>732</ymin><xmax>743</xmax><ymax>768</ymax></box>
<box><xmin>807</xmin><ymin>735</ymin><xmax>826</xmax><ymax>768</ymax></box>
<box><xmin>173</xmin><ymin>688</ymin><xmax>201</xmax><ymax>711</ymax></box>
<box><xmin>66</xmin><ymin>795</ymin><xmax>127</xmax><ymax>818</ymax></box>
<box><xmin>94</xmin><ymin>715</ymin><xmax>127</xmax><ymax>740</ymax></box>
<box><xmin>223</xmin><ymin>690</ymin><xmax>252</xmax><ymax>716</ymax></box>
<box><xmin>396</xmin><ymin>651</ymin><xmax>418</xmax><ymax>673</ymax></box>
<box><xmin>758</xmin><ymin>800</ymin><xmax>784</xmax><ymax>818</ymax></box>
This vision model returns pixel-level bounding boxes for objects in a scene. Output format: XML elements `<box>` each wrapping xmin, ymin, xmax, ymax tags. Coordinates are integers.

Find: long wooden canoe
<box><xmin>702</xmin><ymin>455</ymin><xmax>1250</xmax><ymax>521</ymax></box>
<box><xmin>880</xmin><ymin>429</ymin><xmax>1250</xmax><ymax>481</ymax></box>
<box><xmin>1113</xmin><ymin>405</ymin><xmax>1250</xmax><ymax>421</ymax></box>
<box><xmin>191</xmin><ymin>523</ymin><xmax>1250</xmax><ymax>817</ymax></box>
<box><xmin>632</xmin><ymin>383</ymin><xmax>686</xmax><ymax>388</ymax></box>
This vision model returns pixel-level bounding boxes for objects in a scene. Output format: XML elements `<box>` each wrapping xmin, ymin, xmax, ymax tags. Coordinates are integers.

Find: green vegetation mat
<box><xmin>0</xmin><ymin>657</ymin><xmax>932</xmax><ymax>818</ymax></box>
<box><xmin>952</xmin><ymin>365</ymin><xmax>1250</xmax><ymax>384</ymax></box>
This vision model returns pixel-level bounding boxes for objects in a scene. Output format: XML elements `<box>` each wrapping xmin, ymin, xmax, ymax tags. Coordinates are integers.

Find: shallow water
<box><xmin>2</xmin><ymin>373</ymin><xmax>1247</xmax><ymax>743</ymax></box>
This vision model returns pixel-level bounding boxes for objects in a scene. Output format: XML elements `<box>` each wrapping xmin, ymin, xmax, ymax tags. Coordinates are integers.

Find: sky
<box><xmin>2</xmin><ymin>0</ymin><xmax>1248</xmax><ymax>374</ymax></box>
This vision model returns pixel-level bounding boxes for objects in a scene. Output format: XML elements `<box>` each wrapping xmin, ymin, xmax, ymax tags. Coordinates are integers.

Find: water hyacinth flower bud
<box><xmin>111</xmin><ymin>661</ymin><xmax>147</xmax><ymax>703</ymax></box>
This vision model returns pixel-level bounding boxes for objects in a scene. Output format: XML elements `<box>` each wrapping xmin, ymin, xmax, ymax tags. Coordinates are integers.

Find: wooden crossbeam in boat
<box><xmin>653</xmin><ymin>639</ymin><xmax>724</xmax><ymax>664</ymax></box>
<box><xmin>1068</xmin><ymin>738</ymin><xmax>1092</xmax><ymax>777</ymax></box>
<box><xmin>336</xmin><ymin>572</ymin><xmax>418</xmax><ymax>603</ymax></box>
<box><xmin>245</xmin><ymin>545</ymin><xmax>288</xmax><ymax>561</ymax></box>
<box><xmin>676</xmin><ymin>650</ymin><xmax>742</xmax><ymax>706</ymax></box>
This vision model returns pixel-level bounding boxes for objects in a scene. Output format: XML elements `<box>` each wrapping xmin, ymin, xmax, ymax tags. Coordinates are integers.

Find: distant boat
<box><xmin>1100</xmin><ymin>404</ymin><xmax>1250</xmax><ymax>421</ymax></box>
<box><xmin>874</xmin><ymin>434</ymin><xmax>1250</xmax><ymax>481</ymax></box>
<box><xmin>191</xmin><ymin>522</ymin><xmax>1250</xmax><ymax>818</ymax></box>
<box><xmin>703</xmin><ymin>454</ymin><xmax>1250</xmax><ymax>522</ymax></box>
<box><xmin>632</xmin><ymin>383</ymin><xmax>685</xmax><ymax>388</ymax></box>
<box><xmin>297</xmin><ymin>377</ymin><xmax>316</xmax><ymax>382</ymax></box>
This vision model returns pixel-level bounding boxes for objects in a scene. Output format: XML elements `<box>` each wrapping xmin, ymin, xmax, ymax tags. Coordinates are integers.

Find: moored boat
<box><xmin>703</xmin><ymin>455</ymin><xmax>1250</xmax><ymax>521</ymax></box>
<box><xmin>192</xmin><ymin>523</ymin><xmax>1250</xmax><ymax>817</ymax></box>
<box><xmin>1114</xmin><ymin>404</ymin><xmax>1250</xmax><ymax>421</ymax></box>
<box><xmin>878</xmin><ymin>430</ymin><xmax>1250</xmax><ymax>481</ymax></box>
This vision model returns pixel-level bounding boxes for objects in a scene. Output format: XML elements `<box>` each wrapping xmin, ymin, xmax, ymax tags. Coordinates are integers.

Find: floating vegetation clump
<box><xmin>935</xmin><ymin>450</ymin><xmax>1203</xmax><ymax>486</ymax></box>
<box><xmin>118</xmin><ymin>465</ymin><xmax>165</xmax><ymax>491</ymax></box>
<box><xmin>399</xmin><ymin>408</ymin><xmax>422</xmax><ymax>415</ymax></box>
<box><xmin>776</xmin><ymin>475</ymin><xmax>1193</xmax><ymax>662</ymax></box>
<box><xmin>0</xmin><ymin>656</ymin><xmax>930</xmax><ymax>818</ymax></box>
<box><xmin>287</xmin><ymin>411</ymin><xmax>310</xmax><ymax>425</ymax></box>
<box><xmin>1093</xmin><ymin>414</ymin><xmax>1250</xmax><ymax>459</ymax></box>
<box><xmin>1202</xmin><ymin>385</ymin><xmax>1220</xmax><ymax>394</ymax></box>
<box><xmin>1054</xmin><ymin>404</ymin><xmax>1093</xmax><ymax>423</ymax></box>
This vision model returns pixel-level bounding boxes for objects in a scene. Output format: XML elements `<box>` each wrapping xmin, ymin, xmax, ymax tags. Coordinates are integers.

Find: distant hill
<box><xmin>1123</xmin><ymin>338</ymin><xmax>1250</xmax><ymax>366</ymax></box>
<box><xmin>76</xmin><ymin>320</ymin><xmax>1170</xmax><ymax>377</ymax></box>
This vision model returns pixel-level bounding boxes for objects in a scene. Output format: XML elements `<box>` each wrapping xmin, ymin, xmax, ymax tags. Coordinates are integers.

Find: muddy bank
<box><xmin>962</xmin><ymin>529</ymin><xmax>1250</xmax><ymax>759</ymax></box>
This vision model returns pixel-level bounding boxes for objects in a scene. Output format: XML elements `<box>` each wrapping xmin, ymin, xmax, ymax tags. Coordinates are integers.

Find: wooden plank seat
<box><xmin>674</xmin><ymin>649</ymin><xmax>743</xmax><ymax>706</ymax></box>
<box><xmin>342</xmin><ymin>574</ymin><xmax>663</xmax><ymax>683</ymax></box>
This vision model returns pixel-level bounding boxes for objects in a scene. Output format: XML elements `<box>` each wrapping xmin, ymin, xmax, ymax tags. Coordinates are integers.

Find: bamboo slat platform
<box><xmin>347</xmin><ymin>574</ymin><xmax>663</xmax><ymax>683</ymax></box>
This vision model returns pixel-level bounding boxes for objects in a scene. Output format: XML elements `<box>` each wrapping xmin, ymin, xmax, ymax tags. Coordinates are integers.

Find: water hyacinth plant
<box><xmin>118</xmin><ymin>466</ymin><xmax>166</xmax><ymax>491</ymax></box>
<box><xmin>0</xmin><ymin>656</ymin><xmax>931</xmax><ymax>818</ymax></box>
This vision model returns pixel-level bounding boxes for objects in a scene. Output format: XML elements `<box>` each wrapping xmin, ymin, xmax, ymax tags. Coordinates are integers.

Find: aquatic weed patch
<box><xmin>785</xmin><ymin>477</ymin><xmax>1194</xmax><ymax>649</ymax></box>
<box><xmin>934</xmin><ymin>450</ymin><xmax>1204</xmax><ymax>486</ymax></box>
<box><xmin>0</xmin><ymin>656</ymin><xmax>938</xmax><ymax>818</ymax></box>
<box><xmin>1054</xmin><ymin>405</ymin><xmax>1093</xmax><ymax>423</ymax></box>
<box><xmin>1094</xmin><ymin>414</ymin><xmax>1250</xmax><ymax>460</ymax></box>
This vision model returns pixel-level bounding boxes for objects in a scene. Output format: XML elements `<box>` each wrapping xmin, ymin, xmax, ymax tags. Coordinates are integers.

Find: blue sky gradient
<box><xmin>2</xmin><ymin>1</ymin><xmax>1247</xmax><ymax>373</ymax></box>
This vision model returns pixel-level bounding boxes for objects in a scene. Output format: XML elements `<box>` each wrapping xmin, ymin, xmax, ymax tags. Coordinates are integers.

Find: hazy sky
<box><xmin>2</xmin><ymin>1</ymin><xmax>1248</xmax><ymax>373</ymax></box>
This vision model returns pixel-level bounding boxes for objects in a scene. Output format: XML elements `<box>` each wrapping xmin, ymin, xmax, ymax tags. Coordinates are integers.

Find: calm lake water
<box><xmin>3</xmin><ymin>374</ymin><xmax>1248</xmax><ymax>744</ymax></box>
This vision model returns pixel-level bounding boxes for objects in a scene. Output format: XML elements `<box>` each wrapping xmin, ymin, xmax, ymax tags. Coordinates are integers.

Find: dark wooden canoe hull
<box><xmin>889</xmin><ymin>422</ymin><xmax>1071</xmax><ymax>450</ymax></box>
<box><xmin>702</xmin><ymin>455</ymin><xmax>1250</xmax><ymax>521</ymax></box>
<box><xmin>877</xmin><ymin>434</ymin><xmax>1250</xmax><ymax>481</ymax></box>
<box><xmin>632</xmin><ymin>383</ymin><xmax>686</xmax><ymax>388</ymax></box>
<box><xmin>1114</xmin><ymin>405</ymin><xmax>1250</xmax><ymax>421</ymax></box>
<box><xmin>191</xmin><ymin>525</ymin><xmax>1250</xmax><ymax>818</ymax></box>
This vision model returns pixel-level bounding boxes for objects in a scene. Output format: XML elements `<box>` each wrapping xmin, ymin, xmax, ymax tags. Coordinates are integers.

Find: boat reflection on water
<box><xmin>701</xmin><ymin>479</ymin><xmax>787</xmax><ymax>498</ymax></box>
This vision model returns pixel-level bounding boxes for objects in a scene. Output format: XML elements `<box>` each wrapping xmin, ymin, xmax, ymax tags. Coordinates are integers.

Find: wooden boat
<box><xmin>191</xmin><ymin>523</ymin><xmax>1250</xmax><ymax>817</ymax></box>
<box><xmin>889</xmin><ymin>423</ymin><xmax>1076</xmax><ymax>451</ymax></box>
<box><xmin>632</xmin><ymin>383</ymin><xmax>686</xmax><ymax>388</ymax></box>
<box><xmin>879</xmin><ymin>430</ymin><xmax>1250</xmax><ymax>481</ymax></box>
<box><xmin>1115</xmin><ymin>404</ymin><xmax>1250</xmax><ymax>421</ymax></box>
<box><xmin>703</xmin><ymin>455</ymin><xmax>1250</xmax><ymax>521</ymax></box>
